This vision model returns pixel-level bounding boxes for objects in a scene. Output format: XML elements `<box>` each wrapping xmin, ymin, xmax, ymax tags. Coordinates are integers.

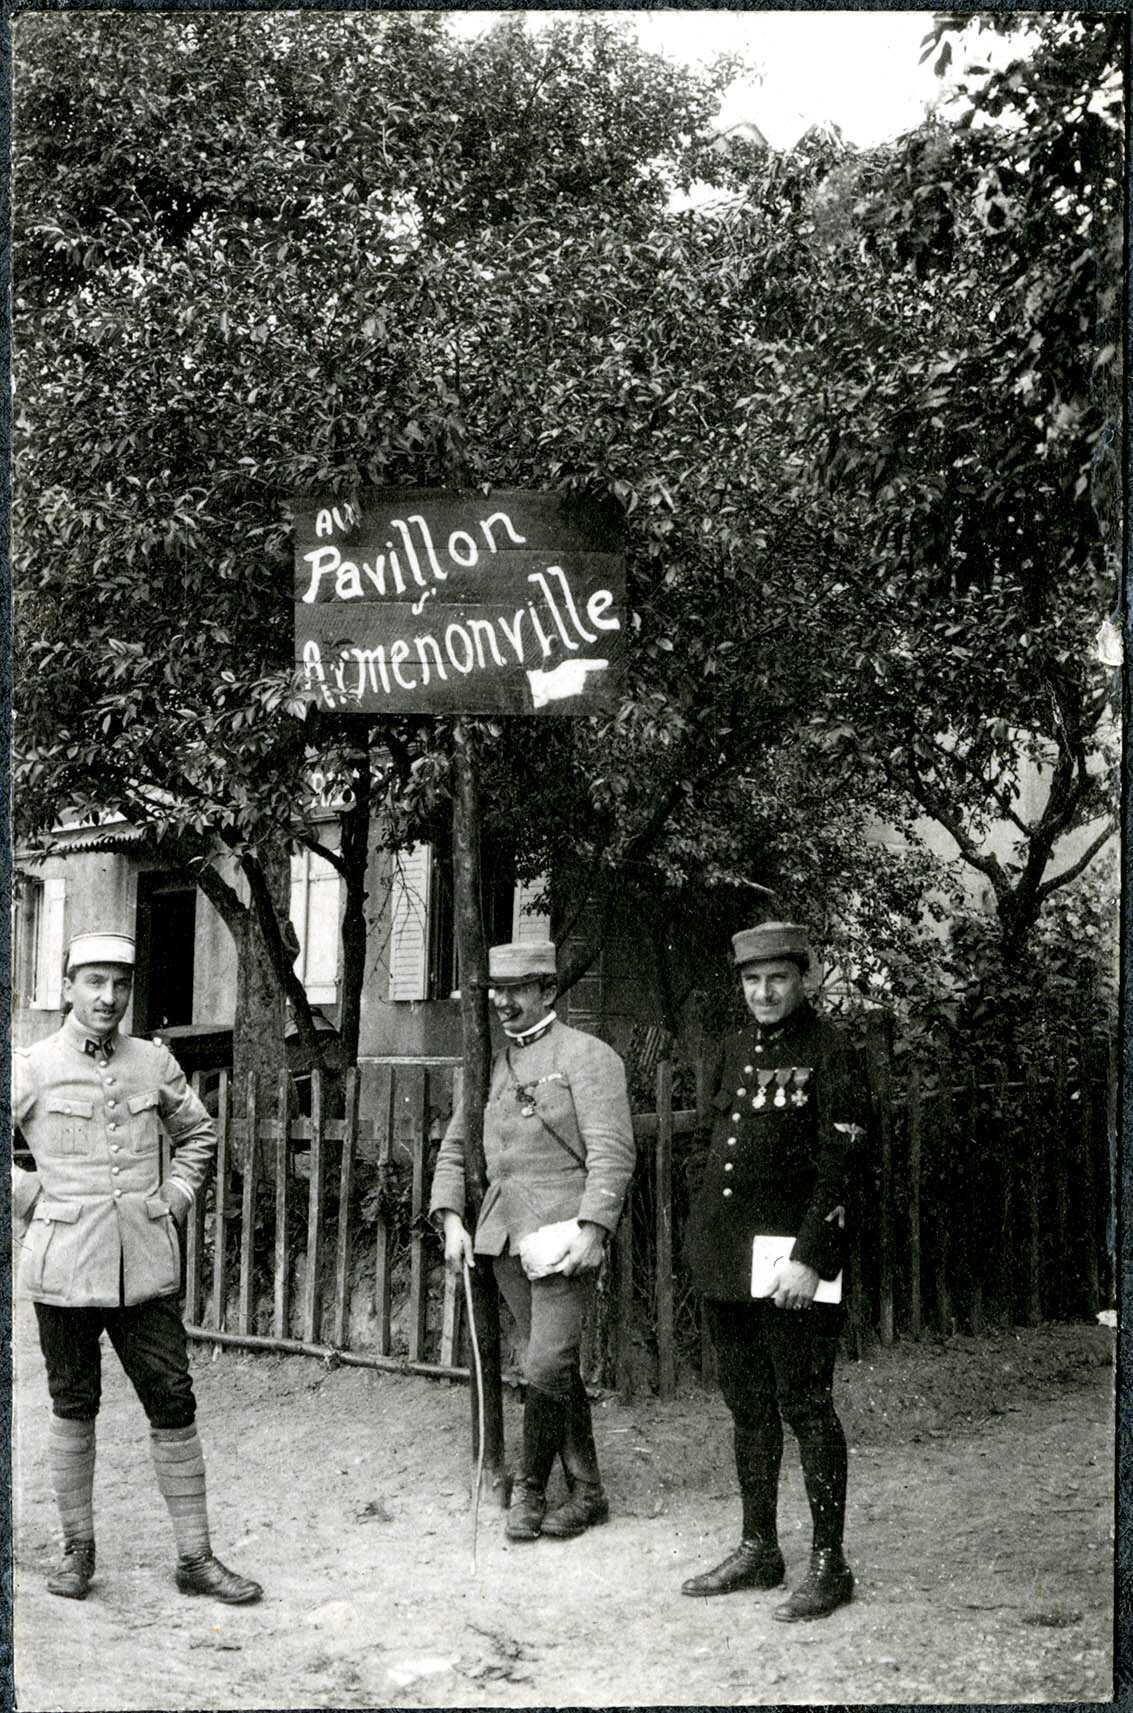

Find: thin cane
<box><xmin>462</xmin><ymin>1257</ymin><xmax>486</xmax><ymax>1571</ymax></box>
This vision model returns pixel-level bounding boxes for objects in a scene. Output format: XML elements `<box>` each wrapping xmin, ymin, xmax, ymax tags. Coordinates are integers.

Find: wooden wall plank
<box><xmin>868</xmin><ymin>1018</ymin><xmax>896</xmax><ymax>1348</ymax></box>
<box><xmin>210</xmin><ymin>1072</ymin><xmax>230</xmax><ymax>1332</ymax></box>
<box><xmin>331</xmin><ymin>1069</ymin><xmax>359</xmax><ymax>1349</ymax></box>
<box><xmin>1022</xmin><ymin>1075</ymin><xmax>1042</xmax><ymax>1326</ymax></box>
<box><xmin>907</xmin><ymin>1062</ymin><xmax>922</xmax><ymax>1340</ymax></box>
<box><xmin>370</xmin><ymin>1064</ymin><xmax>395</xmax><ymax>1354</ymax></box>
<box><xmin>654</xmin><ymin>1059</ymin><xmax>674</xmax><ymax>1400</ymax></box>
<box><xmin>439</xmin><ymin>1265</ymin><xmax>463</xmax><ymax>1368</ymax></box>
<box><xmin>303</xmin><ymin>1069</ymin><xmax>328</xmax><ymax>1344</ymax></box>
<box><xmin>237</xmin><ymin>1077</ymin><xmax>258</xmax><ymax>1335</ymax></box>
<box><xmin>183</xmin><ymin>1073</ymin><xmax>206</xmax><ymax>1326</ymax></box>
<box><xmin>614</xmin><ymin>1187</ymin><xmax>634</xmax><ymax>1398</ymax></box>
<box><xmin>402</xmin><ymin>1065</ymin><xmax>429</xmax><ymax>1362</ymax></box>
<box><xmin>274</xmin><ymin>1072</ymin><xmax>292</xmax><ymax>1341</ymax></box>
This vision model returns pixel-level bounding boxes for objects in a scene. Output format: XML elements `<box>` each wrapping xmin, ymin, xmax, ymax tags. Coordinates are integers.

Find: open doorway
<box><xmin>133</xmin><ymin>873</ymin><xmax>197</xmax><ymax>1033</ymax></box>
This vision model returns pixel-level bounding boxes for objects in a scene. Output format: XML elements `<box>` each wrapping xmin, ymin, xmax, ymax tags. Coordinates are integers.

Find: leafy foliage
<box><xmin>12</xmin><ymin>11</ymin><xmax>1120</xmax><ymax>1067</ymax></box>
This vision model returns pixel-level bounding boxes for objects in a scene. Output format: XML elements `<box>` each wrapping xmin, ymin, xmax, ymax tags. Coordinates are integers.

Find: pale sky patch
<box><xmin>450</xmin><ymin>9</ymin><xmax>965</xmax><ymax>149</ymax></box>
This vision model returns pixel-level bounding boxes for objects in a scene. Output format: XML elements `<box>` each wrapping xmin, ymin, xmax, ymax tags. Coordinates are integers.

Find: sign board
<box><xmin>292</xmin><ymin>489</ymin><xmax>626</xmax><ymax>715</ymax></box>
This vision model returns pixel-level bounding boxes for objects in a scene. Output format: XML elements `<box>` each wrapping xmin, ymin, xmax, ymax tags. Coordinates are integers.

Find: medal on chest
<box><xmin>747</xmin><ymin>1066</ymin><xmax>813</xmax><ymax>1112</ymax></box>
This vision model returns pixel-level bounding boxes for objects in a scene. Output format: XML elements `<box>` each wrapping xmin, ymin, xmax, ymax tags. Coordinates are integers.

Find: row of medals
<box><xmin>736</xmin><ymin>1065</ymin><xmax>812</xmax><ymax>1109</ymax></box>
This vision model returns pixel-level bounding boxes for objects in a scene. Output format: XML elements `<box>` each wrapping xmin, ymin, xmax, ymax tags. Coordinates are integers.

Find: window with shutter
<box><xmin>512</xmin><ymin>877</ymin><xmax>551</xmax><ymax>942</ymax></box>
<box><xmin>289</xmin><ymin>848</ymin><xmax>342</xmax><ymax>1005</ymax></box>
<box><xmin>34</xmin><ymin>876</ymin><xmax>66</xmax><ymax>1010</ymax></box>
<box><xmin>389</xmin><ymin>844</ymin><xmax>432</xmax><ymax>1002</ymax></box>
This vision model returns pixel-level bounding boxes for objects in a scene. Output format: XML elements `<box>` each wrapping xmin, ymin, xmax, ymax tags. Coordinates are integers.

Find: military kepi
<box><xmin>731</xmin><ymin>921</ymin><xmax>810</xmax><ymax>967</ymax></box>
<box><xmin>488</xmin><ymin>940</ymin><xmax>557</xmax><ymax>985</ymax></box>
<box><xmin>67</xmin><ymin>931</ymin><xmax>136</xmax><ymax>969</ymax></box>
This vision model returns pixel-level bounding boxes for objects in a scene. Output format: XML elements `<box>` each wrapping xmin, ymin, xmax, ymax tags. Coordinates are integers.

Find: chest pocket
<box><xmin>44</xmin><ymin>1097</ymin><xmax>95</xmax><ymax>1157</ymax></box>
<box><xmin>128</xmin><ymin>1090</ymin><xmax>161</xmax><ymax>1154</ymax></box>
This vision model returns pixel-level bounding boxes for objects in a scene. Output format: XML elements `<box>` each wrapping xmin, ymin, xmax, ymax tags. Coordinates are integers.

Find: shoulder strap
<box><xmin>505</xmin><ymin>1048</ymin><xmax>587</xmax><ymax>1171</ymax></box>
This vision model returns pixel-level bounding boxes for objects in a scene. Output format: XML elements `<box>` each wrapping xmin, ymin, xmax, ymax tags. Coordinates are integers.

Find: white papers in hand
<box><xmin>518</xmin><ymin>1219</ymin><xmax>581</xmax><ymax>1279</ymax></box>
<box><xmin>750</xmin><ymin>1235</ymin><xmax>842</xmax><ymax>1305</ymax></box>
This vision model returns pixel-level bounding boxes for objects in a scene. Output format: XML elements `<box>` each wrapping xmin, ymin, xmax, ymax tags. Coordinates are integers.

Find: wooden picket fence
<box><xmin>176</xmin><ymin>1024</ymin><xmax>1113</xmax><ymax>1397</ymax></box>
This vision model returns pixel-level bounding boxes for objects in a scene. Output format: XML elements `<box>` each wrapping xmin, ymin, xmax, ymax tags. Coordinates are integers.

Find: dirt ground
<box><xmin>11</xmin><ymin>1300</ymin><xmax>1115</xmax><ymax>1709</ymax></box>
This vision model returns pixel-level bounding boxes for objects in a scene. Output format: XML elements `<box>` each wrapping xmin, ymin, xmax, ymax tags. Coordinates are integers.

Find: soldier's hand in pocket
<box><xmin>159</xmin><ymin>1181</ymin><xmax>193</xmax><ymax>1226</ymax></box>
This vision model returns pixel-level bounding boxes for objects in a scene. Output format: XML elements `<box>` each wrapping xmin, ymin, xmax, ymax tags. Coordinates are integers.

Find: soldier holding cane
<box><xmin>430</xmin><ymin>940</ymin><xmax>635</xmax><ymax>1542</ymax></box>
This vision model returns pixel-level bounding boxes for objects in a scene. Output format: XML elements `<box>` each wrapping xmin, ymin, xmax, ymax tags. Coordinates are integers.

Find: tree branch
<box><xmin>1034</xmin><ymin>818</ymin><xmax>1116</xmax><ymax>905</ymax></box>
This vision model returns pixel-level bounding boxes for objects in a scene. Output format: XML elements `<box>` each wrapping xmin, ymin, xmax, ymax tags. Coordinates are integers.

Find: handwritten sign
<box><xmin>292</xmin><ymin>489</ymin><xmax>626</xmax><ymax>715</ymax></box>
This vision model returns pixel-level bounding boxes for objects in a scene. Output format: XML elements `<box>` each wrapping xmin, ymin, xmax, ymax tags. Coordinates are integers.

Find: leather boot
<box><xmin>773</xmin><ymin>1547</ymin><xmax>854</xmax><ymax>1621</ymax></box>
<box><xmin>542</xmin><ymin>1375</ymin><xmax>609</xmax><ymax>1539</ymax></box>
<box><xmin>47</xmin><ymin>1538</ymin><xmax>96</xmax><ymax>1600</ymax></box>
<box><xmin>681</xmin><ymin>1536</ymin><xmax>785</xmax><ymax>1598</ymax></box>
<box><xmin>175</xmin><ymin>1552</ymin><xmax>263</xmax><ymax>1604</ymax></box>
<box><xmin>506</xmin><ymin>1387</ymin><xmax>564</xmax><ymax>1542</ymax></box>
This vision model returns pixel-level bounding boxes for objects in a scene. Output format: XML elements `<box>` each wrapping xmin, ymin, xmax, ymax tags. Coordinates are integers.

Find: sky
<box><xmin>631</xmin><ymin>9</ymin><xmax>945</xmax><ymax>149</ymax></box>
<box><xmin>452</xmin><ymin>9</ymin><xmax>960</xmax><ymax>150</ymax></box>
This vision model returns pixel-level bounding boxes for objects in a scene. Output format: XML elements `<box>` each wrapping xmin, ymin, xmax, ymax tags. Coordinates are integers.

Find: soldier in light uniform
<box><xmin>12</xmin><ymin>931</ymin><xmax>262</xmax><ymax>1605</ymax></box>
<box><xmin>430</xmin><ymin>941</ymin><xmax>635</xmax><ymax>1542</ymax></box>
<box><xmin>681</xmin><ymin>922</ymin><xmax>867</xmax><ymax>1621</ymax></box>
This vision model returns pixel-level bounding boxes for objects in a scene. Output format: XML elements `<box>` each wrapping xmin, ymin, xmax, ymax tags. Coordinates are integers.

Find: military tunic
<box><xmin>684</xmin><ymin>1002</ymin><xmax>867</xmax><ymax>1301</ymax></box>
<box><xmin>12</xmin><ymin>1014</ymin><xmax>216</xmax><ymax>1309</ymax></box>
<box><xmin>429</xmin><ymin>1017</ymin><xmax>635</xmax><ymax>1252</ymax></box>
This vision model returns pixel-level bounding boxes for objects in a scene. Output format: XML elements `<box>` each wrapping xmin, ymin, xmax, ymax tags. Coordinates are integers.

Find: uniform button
<box><xmin>731</xmin><ymin>1112</ymin><xmax>740</xmax><ymax>1123</ymax></box>
<box><xmin>112</xmin><ymin>1166</ymin><xmax>121</xmax><ymax>1175</ymax></box>
<box><xmin>736</xmin><ymin>1087</ymin><xmax>747</xmax><ymax>1098</ymax></box>
<box><xmin>724</xmin><ymin>1162</ymin><xmax>734</xmax><ymax>1173</ymax></box>
<box><xmin>108</xmin><ymin>1123</ymin><xmax>118</xmax><ymax>1132</ymax></box>
<box><xmin>722</xmin><ymin>1188</ymin><xmax>733</xmax><ymax>1198</ymax></box>
<box><xmin>111</xmin><ymin>1145</ymin><xmax>121</xmax><ymax>1154</ymax></box>
<box><xmin>113</xmin><ymin>1189</ymin><xmax>122</xmax><ymax>1199</ymax></box>
<box><xmin>744</xmin><ymin>1064</ymin><xmax>754</xmax><ymax>1075</ymax></box>
<box><xmin>726</xmin><ymin>1137</ymin><xmax>737</xmax><ymax>1147</ymax></box>
<box><xmin>107</xmin><ymin>1100</ymin><xmax>118</xmax><ymax>1110</ymax></box>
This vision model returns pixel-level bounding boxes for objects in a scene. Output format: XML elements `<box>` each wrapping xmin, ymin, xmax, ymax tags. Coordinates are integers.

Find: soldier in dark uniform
<box><xmin>681</xmin><ymin>922</ymin><xmax>866</xmax><ymax>1621</ymax></box>
<box><xmin>431</xmin><ymin>940</ymin><xmax>635</xmax><ymax>1543</ymax></box>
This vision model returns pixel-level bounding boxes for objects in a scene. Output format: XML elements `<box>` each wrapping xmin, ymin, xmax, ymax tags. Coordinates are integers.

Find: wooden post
<box><xmin>371</xmin><ymin>1063</ymin><xmax>395</xmax><ymax>1352</ymax></box>
<box><xmin>183</xmin><ymin>1073</ymin><xmax>207</xmax><ymax>1326</ymax></box>
<box><xmin>1021</xmin><ymin>1070</ymin><xmax>1042</xmax><ymax>1326</ymax></box>
<box><xmin>302</xmin><ymin>1067</ymin><xmax>327</xmax><ymax>1345</ymax></box>
<box><xmin>273</xmin><ymin>1070</ymin><xmax>292</xmax><ymax>1341</ymax></box>
<box><xmin>654</xmin><ymin>1058</ymin><xmax>675</xmax><ymax>1399</ymax></box>
<box><xmin>614</xmin><ymin>1190</ymin><xmax>634</xmax><ymax>1398</ymax></box>
<box><xmin>1052</xmin><ymin>1039</ymin><xmax>1070</xmax><ymax>1318</ymax></box>
<box><xmin>907</xmin><ymin>1062</ymin><xmax>922</xmax><ymax>1340</ymax></box>
<box><xmin>934</xmin><ymin>1054</ymin><xmax>955</xmax><ymax>1338</ymax></box>
<box><xmin>210</xmin><ymin>1071</ymin><xmax>231</xmax><ymax>1332</ymax></box>
<box><xmin>1077</xmin><ymin>1034</ymin><xmax>1099</xmax><ymax>1318</ymax></box>
<box><xmin>991</xmin><ymin>1065</ymin><xmax>1014</xmax><ymax>1324</ymax></box>
<box><xmin>452</xmin><ymin>721</ymin><xmax>507</xmax><ymax>1505</ymax></box>
<box><xmin>403</xmin><ymin>1065</ymin><xmax>430</xmax><ymax>1362</ymax></box>
<box><xmin>1102</xmin><ymin>1029</ymin><xmax>1117</xmax><ymax>1306</ymax></box>
<box><xmin>237</xmin><ymin>1077</ymin><xmax>258</xmax><ymax>1335</ymax></box>
<box><xmin>439</xmin><ymin>1260</ymin><xmax>464</xmax><ymax>1369</ymax></box>
<box><xmin>965</xmin><ymin>1067</ymin><xmax>984</xmax><ymax>1335</ymax></box>
<box><xmin>331</xmin><ymin>1067</ymin><xmax>359</xmax><ymax>1348</ymax></box>
<box><xmin>869</xmin><ymin>1015</ymin><xmax>896</xmax><ymax>1348</ymax></box>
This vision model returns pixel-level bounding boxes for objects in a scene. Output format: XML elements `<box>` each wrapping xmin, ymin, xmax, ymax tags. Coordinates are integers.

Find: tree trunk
<box><xmin>231</xmin><ymin>845</ymin><xmax>290</xmax><ymax>1156</ymax></box>
<box><xmin>338</xmin><ymin>740</ymin><xmax>373</xmax><ymax>1065</ymax></box>
<box><xmin>192</xmin><ymin>855</ymin><xmax>288</xmax><ymax>1132</ymax></box>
